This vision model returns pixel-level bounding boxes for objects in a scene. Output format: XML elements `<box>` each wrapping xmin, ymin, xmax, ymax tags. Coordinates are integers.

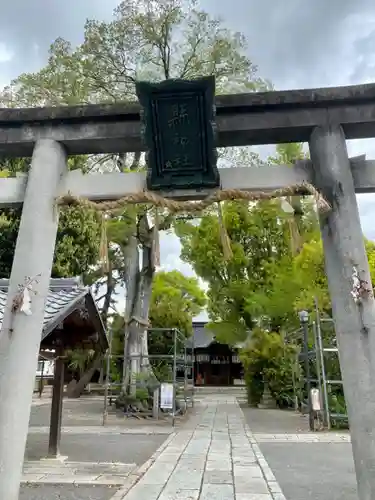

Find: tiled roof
<box><xmin>186</xmin><ymin>321</ymin><xmax>251</xmax><ymax>349</ymax></box>
<box><xmin>0</xmin><ymin>278</ymin><xmax>89</xmax><ymax>339</ymax></box>
<box><xmin>186</xmin><ymin>321</ymin><xmax>215</xmax><ymax>349</ymax></box>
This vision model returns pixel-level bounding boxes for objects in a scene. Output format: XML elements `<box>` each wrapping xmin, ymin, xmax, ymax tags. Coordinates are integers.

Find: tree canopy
<box><xmin>177</xmin><ymin>199</ymin><xmax>292</xmax><ymax>341</ymax></box>
<box><xmin>1</xmin><ymin>0</ymin><xmax>268</xmax><ymax>109</ymax></box>
<box><xmin>149</xmin><ymin>270</ymin><xmax>206</xmax><ymax>334</ymax></box>
<box><xmin>176</xmin><ymin>140</ymin><xmax>375</xmax><ymax>343</ymax></box>
<box><xmin>0</xmin><ymin>166</ymin><xmax>102</xmax><ymax>279</ymax></box>
<box><xmin>0</xmin><ymin>0</ymin><xmax>268</xmax><ymax>323</ymax></box>
<box><xmin>109</xmin><ymin>270</ymin><xmax>205</xmax><ymax>380</ymax></box>
<box><xmin>178</xmin><ymin>198</ymin><xmax>375</xmax><ymax>343</ymax></box>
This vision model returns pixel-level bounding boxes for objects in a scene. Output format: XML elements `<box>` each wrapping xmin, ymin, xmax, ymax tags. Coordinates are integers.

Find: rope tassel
<box><xmin>284</xmin><ymin>196</ymin><xmax>302</xmax><ymax>256</ymax></box>
<box><xmin>152</xmin><ymin>209</ymin><xmax>161</xmax><ymax>267</ymax></box>
<box><xmin>288</xmin><ymin>218</ymin><xmax>302</xmax><ymax>256</ymax></box>
<box><xmin>217</xmin><ymin>202</ymin><xmax>233</xmax><ymax>260</ymax></box>
<box><xmin>99</xmin><ymin>215</ymin><xmax>109</xmax><ymax>274</ymax></box>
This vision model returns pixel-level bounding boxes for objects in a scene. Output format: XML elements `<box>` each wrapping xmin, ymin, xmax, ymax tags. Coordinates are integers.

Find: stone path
<box><xmin>259</xmin><ymin>441</ymin><xmax>356</xmax><ymax>500</ymax></box>
<box><xmin>254</xmin><ymin>432</ymin><xmax>350</xmax><ymax>443</ymax></box>
<box><xmin>112</xmin><ymin>396</ymin><xmax>285</xmax><ymax>500</ymax></box>
<box><xmin>22</xmin><ymin>460</ymin><xmax>136</xmax><ymax>486</ymax></box>
<box><xmin>20</xmin><ymin>484</ymin><xmax>116</xmax><ymax>500</ymax></box>
<box><xmin>31</xmin><ymin>399</ymin><xmax>50</xmax><ymax>407</ymax></box>
<box><xmin>28</xmin><ymin>426</ymin><xmax>171</xmax><ymax>435</ymax></box>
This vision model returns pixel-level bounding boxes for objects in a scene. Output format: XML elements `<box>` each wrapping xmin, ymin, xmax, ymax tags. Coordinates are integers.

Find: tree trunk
<box><xmin>125</xmin><ymin>251</ymin><xmax>154</xmax><ymax>393</ymax></box>
<box><xmin>67</xmin><ymin>353</ymin><xmax>103</xmax><ymax>398</ymax></box>
<box><xmin>122</xmin><ymin>234</ymin><xmax>140</xmax><ymax>392</ymax></box>
<box><xmin>122</xmin><ymin>213</ymin><xmax>156</xmax><ymax>394</ymax></box>
<box><xmin>138</xmin><ymin>247</ymin><xmax>154</xmax><ymax>374</ymax></box>
<box><xmin>130</xmin><ymin>268</ymin><xmax>153</xmax><ymax>376</ymax></box>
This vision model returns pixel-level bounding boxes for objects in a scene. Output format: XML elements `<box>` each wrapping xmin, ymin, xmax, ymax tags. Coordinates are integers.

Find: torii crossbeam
<box><xmin>0</xmin><ymin>156</ymin><xmax>373</xmax><ymax>208</ymax></box>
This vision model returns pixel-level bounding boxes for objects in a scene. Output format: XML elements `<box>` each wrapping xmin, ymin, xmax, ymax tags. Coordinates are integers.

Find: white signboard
<box><xmin>36</xmin><ymin>360</ymin><xmax>55</xmax><ymax>378</ymax></box>
<box><xmin>160</xmin><ymin>383</ymin><xmax>174</xmax><ymax>410</ymax></box>
<box><xmin>311</xmin><ymin>388</ymin><xmax>321</xmax><ymax>411</ymax></box>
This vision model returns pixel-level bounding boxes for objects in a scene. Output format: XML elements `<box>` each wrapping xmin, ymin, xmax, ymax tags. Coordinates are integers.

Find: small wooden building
<box><xmin>187</xmin><ymin>322</ymin><xmax>244</xmax><ymax>386</ymax></box>
<box><xmin>0</xmin><ymin>277</ymin><xmax>108</xmax><ymax>458</ymax></box>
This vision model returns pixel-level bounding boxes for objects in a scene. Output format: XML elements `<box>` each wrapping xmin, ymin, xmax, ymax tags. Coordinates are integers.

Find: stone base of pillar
<box><xmin>257</xmin><ymin>383</ymin><xmax>277</xmax><ymax>409</ymax></box>
<box><xmin>41</xmin><ymin>456</ymin><xmax>68</xmax><ymax>463</ymax></box>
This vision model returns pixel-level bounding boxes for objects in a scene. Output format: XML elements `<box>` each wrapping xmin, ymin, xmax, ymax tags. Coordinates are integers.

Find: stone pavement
<box><xmin>253</xmin><ymin>432</ymin><xmax>350</xmax><ymax>443</ymax></box>
<box><xmin>240</xmin><ymin>405</ymin><xmax>357</xmax><ymax>500</ymax></box>
<box><xmin>22</xmin><ymin>459</ymin><xmax>136</xmax><ymax>486</ymax></box>
<box><xmin>31</xmin><ymin>400</ymin><xmax>50</xmax><ymax>407</ymax></box>
<box><xmin>112</xmin><ymin>395</ymin><xmax>285</xmax><ymax>500</ymax></box>
<box><xmin>23</xmin><ymin>428</ymin><xmax>167</xmax><ymax>486</ymax></box>
<box><xmin>29</xmin><ymin>396</ymin><xmax>181</xmax><ymax>428</ymax></box>
<box><xmin>28</xmin><ymin>425</ymin><xmax>171</xmax><ymax>435</ymax></box>
<box><xmin>259</xmin><ymin>441</ymin><xmax>357</xmax><ymax>500</ymax></box>
<box><xmin>20</xmin><ymin>484</ymin><xmax>117</xmax><ymax>500</ymax></box>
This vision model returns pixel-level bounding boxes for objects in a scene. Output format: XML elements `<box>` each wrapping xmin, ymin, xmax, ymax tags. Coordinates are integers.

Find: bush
<box><xmin>329</xmin><ymin>392</ymin><xmax>348</xmax><ymax>429</ymax></box>
<box><xmin>241</xmin><ymin>328</ymin><xmax>298</xmax><ymax>408</ymax></box>
<box><xmin>135</xmin><ymin>388</ymin><xmax>149</xmax><ymax>402</ymax></box>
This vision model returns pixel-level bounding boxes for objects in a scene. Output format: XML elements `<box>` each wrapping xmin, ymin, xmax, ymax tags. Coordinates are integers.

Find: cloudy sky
<box><xmin>1</xmin><ymin>0</ymin><xmax>375</xmax><ymax>316</ymax></box>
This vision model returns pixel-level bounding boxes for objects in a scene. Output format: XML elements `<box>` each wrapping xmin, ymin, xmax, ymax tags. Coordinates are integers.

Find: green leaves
<box><xmin>1</xmin><ymin>0</ymin><xmax>266</xmax><ymax>108</ymax></box>
<box><xmin>178</xmin><ymin>199</ymin><xmax>292</xmax><ymax>336</ymax></box>
<box><xmin>0</xmin><ymin>205</ymin><xmax>101</xmax><ymax>279</ymax></box>
<box><xmin>53</xmin><ymin>206</ymin><xmax>102</xmax><ymax>277</ymax></box>
<box><xmin>150</xmin><ymin>270</ymin><xmax>206</xmax><ymax>335</ymax></box>
<box><xmin>0</xmin><ymin>0</ymin><xmax>267</xmax><ymax>334</ymax></box>
<box><xmin>206</xmin><ymin>320</ymin><xmax>247</xmax><ymax>346</ymax></box>
<box><xmin>240</xmin><ymin>328</ymin><xmax>298</xmax><ymax>407</ymax></box>
<box><xmin>176</xmin><ymin>142</ymin><xmax>344</xmax><ymax>340</ymax></box>
<box><xmin>109</xmin><ymin>269</ymin><xmax>205</xmax><ymax>365</ymax></box>
<box><xmin>0</xmin><ymin>210</ymin><xmax>20</xmax><ymax>278</ymax></box>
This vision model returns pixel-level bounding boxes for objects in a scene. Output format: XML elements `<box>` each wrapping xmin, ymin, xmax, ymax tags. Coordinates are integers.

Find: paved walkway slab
<box><xmin>29</xmin><ymin>397</ymin><xmax>184</xmax><ymax>428</ymax></box>
<box><xmin>22</xmin><ymin>460</ymin><xmax>136</xmax><ymax>486</ymax></box>
<box><xmin>241</xmin><ymin>407</ymin><xmax>356</xmax><ymax>499</ymax></box>
<box><xmin>259</xmin><ymin>442</ymin><xmax>357</xmax><ymax>500</ymax></box>
<box><xmin>113</xmin><ymin>396</ymin><xmax>285</xmax><ymax>500</ymax></box>
<box><xmin>28</xmin><ymin>425</ymin><xmax>172</xmax><ymax>435</ymax></box>
<box><xmin>253</xmin><ymin>432</ymin><xmax>350</xmax><ymax>443</ymax></box>
<box><xmin>20</xmin><ymin>484</ymin><xmax>117</xmax><ymax>500</ymax></box>
<box><xmin>240</xmin><ymin>406</ymin><xmax>310</xmax><ymax>435</ymax></box>
<box><xmin>25</xmin><ymin>431</ymin><xmax>166</xmax><ymax>464</ymax></box>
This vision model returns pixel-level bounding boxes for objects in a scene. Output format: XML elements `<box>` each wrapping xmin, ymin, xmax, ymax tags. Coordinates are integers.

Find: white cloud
<box><xmin>159</xmin><ymin>233</ymin><xmax>195</xmax><ymax>276</ymax></box>
<box><xmin>0</xmin><ymin>43</ymin><xmax>13</xmax><ymax>63</ymax></box>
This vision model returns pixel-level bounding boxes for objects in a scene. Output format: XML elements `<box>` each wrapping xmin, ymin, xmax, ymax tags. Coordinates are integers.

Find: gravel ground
<box><xmin>25</xmin><ymin>432</ymin><xmax>166</xmax><ymax>463</ymax></box>
<box><xmin>259</xmin><ymin>442</ymin><xmax>357</xmax><ymax>500</ymax></box>
<box><xmin>29</xmin><ymin>400</ymin><xmax>108</xmax><ymax>427</ymax></box>
<box><xmin>20</xmin><ymin>484</ymin><xmax>117</xmax><ymax>500</ymax></box>
<box><xmin>29</xmin><ymin>398</ymin><xmax>177</xmax><ymax>428</ymax></box>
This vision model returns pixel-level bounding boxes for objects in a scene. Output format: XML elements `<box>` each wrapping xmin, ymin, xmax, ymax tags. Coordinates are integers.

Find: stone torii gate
<box><xmin>1</xmin><ymin>81</ymin><xmax>375</xmax><ymax>499</ymax></box>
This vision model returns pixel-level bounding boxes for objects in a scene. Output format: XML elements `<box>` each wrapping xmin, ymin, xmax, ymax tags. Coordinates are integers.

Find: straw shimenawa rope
<box><xmin>56</xmin><ymin>181</ymin><xmax>331</xmax><ymax>214</ymax></box>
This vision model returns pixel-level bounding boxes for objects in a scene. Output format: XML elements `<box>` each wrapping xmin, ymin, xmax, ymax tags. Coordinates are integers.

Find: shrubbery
<box><xmin>241</xmin><ymin>328</ymin><xmax>299</xmax><ymax>408</ymax></box>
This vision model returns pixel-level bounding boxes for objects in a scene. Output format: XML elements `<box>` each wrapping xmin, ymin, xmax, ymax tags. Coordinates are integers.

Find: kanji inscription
<box><xmin>136</xmin><ymin>76</ymin><xmax>219</xmax><ymax>191</ymax></box>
